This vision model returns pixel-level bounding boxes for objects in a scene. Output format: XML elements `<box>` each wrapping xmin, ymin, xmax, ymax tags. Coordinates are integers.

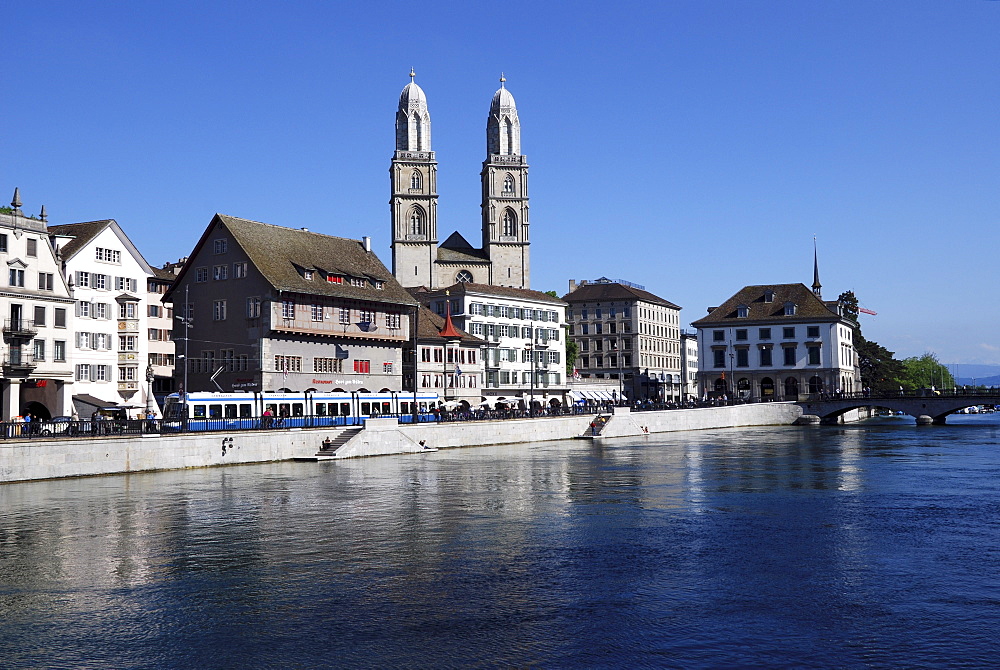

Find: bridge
<box><xmin>796</xmin><ymin>389</ymin><xmax>1000</xmax><ymax>425</ymax></box>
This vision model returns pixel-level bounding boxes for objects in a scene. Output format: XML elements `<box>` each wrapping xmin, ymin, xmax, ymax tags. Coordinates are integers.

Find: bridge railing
<box><xmin>804</xmin><ymin>388</ymin><xmax>1000</xmax><ymax>402</ymax></box>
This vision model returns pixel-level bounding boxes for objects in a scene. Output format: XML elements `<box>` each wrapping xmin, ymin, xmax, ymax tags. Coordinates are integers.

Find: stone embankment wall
<box><xmin>0</xmin><ymin>403</ymin><xmax>804</xmax><ymax>483</ymax></box>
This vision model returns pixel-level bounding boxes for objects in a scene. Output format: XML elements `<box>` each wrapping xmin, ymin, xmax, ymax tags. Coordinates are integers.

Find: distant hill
<box><xmin>956</xmin><ymin>375</ymin><xmax>1000</xmax><ymax>387</ymax></box>
<box><xmin>950</xmin><ymin>364</ymin><xmax>1000</xmax><ymax>379</ymax></box>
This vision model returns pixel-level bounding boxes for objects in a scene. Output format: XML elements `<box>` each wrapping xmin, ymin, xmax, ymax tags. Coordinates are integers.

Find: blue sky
<box><xmin>6</xmin><ymin>1</ymin><xmax>999</xmax><ymax>365</ymax></box>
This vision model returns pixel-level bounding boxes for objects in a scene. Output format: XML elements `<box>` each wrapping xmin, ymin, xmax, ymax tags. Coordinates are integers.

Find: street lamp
<box><xmin>612</xmin><ymin>339</ymin><xmax>623</xmax><ymax>405</ymax></box>
<box><xmin>175</xmin><ymin>284</ymin><xmax>192</xmax><ymax>411</ymax></box>
<box><xmin>728</xmin><ymin>340</ymin><xmax>735</xmax><ymax>405</ymax></box>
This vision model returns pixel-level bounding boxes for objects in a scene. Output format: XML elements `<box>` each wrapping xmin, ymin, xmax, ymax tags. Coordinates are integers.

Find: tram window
<box><xmin>340</xmin><ymin>402</ymin><xmax>351</xmax><ymax>416</ymax></box>
<box><xmin>239</xmin><ymin>404</ymin><xmax>252</xmax><ymax>418</ymax></box>
<box><xmin>225</xmin><ymin>405</ymin><xmax>237</xmax><ymax>418</ymax></box>
<box><xmin>209</xmin><ymin>405</ymin><xmax>222</xmax><ymax>418</ymax></box>
<box><xmin>265</xmin><ymin>404</ymin><xmax>277</xmax><ymax>416</ymax></box>
<box><xmin>328</xmin><ymin>403</ymin><xmax>340</xmax><ymax>416</ymax></box>
<box><xmin>292</xmin><ymin>403</ymin><xmax>303</xmax><ymax>416</ymax></box>
<box><xmin>361</xmin><ymin>402</ymin><xmax>371</xmax><ymax>415</ymax></box>
<box><xmin>381</xmin><ymin>402</ymin><xmax>391</xmax><ymax>414</ymax></box>
<box><xmin>400</xmin><ymin>402</ymin><xmax>409</xmax><ymax>414</ymax></box>
<box><xmin>317</xmin><ymin>403</ymin><xmax>327</xmax><ymax>416</ymax></box>
<box><xmin>278</xmin><ymin>403</ymin><xmax>290</xmax><ymax>416</ymax></box>
<box><xmin>193</xmin><ymin>405</ymin><xmax>207</xmax><ymax>418</ymax></box>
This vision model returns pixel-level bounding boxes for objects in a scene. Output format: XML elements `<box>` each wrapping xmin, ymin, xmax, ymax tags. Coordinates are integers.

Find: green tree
<box><xmin>900</xmin><ymin>353</ymin><xmax>955</xmax><ymax>390</ymax></box>
<box><xmin>565</xmin><ymin>329</ymin><xmax>578</xmax><ymax>376</ymax></box>
<box><xmin>856</xmin><ymin>334</ymin><xmax>905</xmax><ymax>393</ymax></box>
<box><xmin>544</xmin><ymin>290</ymin><xmax>558</xmax><ymax>298</ymax></box>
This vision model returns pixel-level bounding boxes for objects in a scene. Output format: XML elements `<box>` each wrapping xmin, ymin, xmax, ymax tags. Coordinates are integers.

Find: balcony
<box><xmin>2</xmin><ymin>352</ymin><xmax>36</xmax><ymax>375</ymax></box>
<box><xmin>3</xmin><ymin>319</ymin><xmax>38</xmax><ymax>340</ymax></box>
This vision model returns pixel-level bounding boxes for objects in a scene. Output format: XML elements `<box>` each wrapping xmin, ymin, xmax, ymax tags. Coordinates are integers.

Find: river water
<box><xmin>1</xmin><ymin>414</ymin><xmax>998</xmax><ymax>669</ymax></box>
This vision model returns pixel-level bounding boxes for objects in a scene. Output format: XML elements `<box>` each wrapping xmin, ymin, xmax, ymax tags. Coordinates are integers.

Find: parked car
<box><xmin>38</xmin><ymin>416</ymin><xmax>79</xmax><ymax>436</ymax></box>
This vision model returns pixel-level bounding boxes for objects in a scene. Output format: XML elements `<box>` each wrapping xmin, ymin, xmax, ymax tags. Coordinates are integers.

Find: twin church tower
<box><xmin>390</xmin><ymin>71</ymin><xmax>530</xmax><ymax>290</ymax></box>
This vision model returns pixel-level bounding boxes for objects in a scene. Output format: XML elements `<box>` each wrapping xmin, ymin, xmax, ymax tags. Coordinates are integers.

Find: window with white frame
<box><xmin>95</xmin><ymin>248</ymin><xmax>122</xmax><ymax>264</ymax></box>
<box><xmin>246</xmin><ymin>297</ymin><xmax>261</xmax><ymax>318</ymax></box>
<box><xmin>385</xmin><ymin>313</ymin><xmax>401</xmax><ymax>329</ymax></box>
<box><xmin>214</xmin><ymin>238</ymin><xmax>228</xmax><ymax>254</ymax></box>
<box><xmin>213</xmin><ymin>300</ymin><xmax>227</xmax><ymax>321</ymax></box>
<box><xmin>213</xmin><ymin>265</ymin><xmax>228</xmax><ymax>280</ymax></box>
<box><xmin>339</xmin><ymin>308</ymin><xmax>350</xmax><ymax>324</ymax></box>
<box><xmin>233</xmin><ymin>262</ymin><xmax>248</xmax><ymax>278</ymax></box>
<box><xmin>282</xmin><ymin>300</ymin><xmax>295</xmax><ymax>319</ymax></box>
<box><xmin>195</xmin><ymin>267</ymin><xmax>208</xmax><ymax>282</ymax></box>
<box><xmin>311</xmin><ymin>304</ymin><xmax>324</xmax><ymax>322</ymax></box>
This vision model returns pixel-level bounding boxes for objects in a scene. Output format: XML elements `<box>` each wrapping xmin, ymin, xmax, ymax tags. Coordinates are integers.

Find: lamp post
<box><xmin>728</xmin><ymin>341</ymin><xmax>735</xmax><ymax>405</ymax></box>
<box><xmin>612</xmin><ymin>339</ymin><xmax>623</xmax><ymax>406</ymax></box>
<box><xmin>175</xmin><ymin>285</ymin><xmax>192</xmax><ymax>412</ymax></box>
<box><xmin>528</xmin><ymin>320</ymin><xmax>535</xmax><ymax>417</ymax></box>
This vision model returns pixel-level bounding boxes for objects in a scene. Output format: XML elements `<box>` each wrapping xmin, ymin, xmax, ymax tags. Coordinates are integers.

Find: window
<box><xmin>196</xmin><ymin>267</ymin><xmax>208</xmax><ymax>282</ymax></box>
<box><xmin>234</xmin><ymin>262</ymin><xmax>248</xmax><ymax>278</ymax></box>
<box><xmin>213</xmin><ymin>300</ymin><xmax>227</xmax><ymax>321</ymax></box>
<box><xmin>245</xmin><ymin>297</ymin><xmax>261</xmax><ymax>318</ymax></box>
<box><xmin>213</xmin><ymin>265</ymin><xmax>228</xmax><ymax>280</ymax></box>
<box><xmin>807</xmin><ymin>326</ymin><xmax>820</xmax><ymax>338</ymax></box>
<box><xmin>282</xmin><ymin>300</ymin><xmax>295</xmax><ymax>319</ymax></box>
<box><xmin>359</xmin><ymin>310</ymin><xmax>375</xmax><ymax>323</ymax></box>
<box><xmin>54</xmin><ymin>340</ymin><xmax>66</xmax><ymax>361</ymax></box>
<box><xmin>0</xmin><ymin>235</ymin><xmax>6</xmax><ymax>252</ymax></box>
<box><xmin>37</xmin><ymin>273</ymin><xmax>54</xmax><ymax>291</ymax></box>
<box><xmin>314</xmin><ymin>357</ymin><xmax>344</xmax><ymax>373</ymax></box>
<box><xmin>759</xmin><ymin>328</ymin><xmax>771</xmax><ymax>340</ymax></box>
<box><xmin>115</xmin><ymin>277</ymin><xmax>137</xmax><ymax>292</ymax></box>
<box><xmin>713</xmin><ymin>350</ymin><xmax>726</xmax><ymax>368</ymax></box>
<box><xmin>93</xmin><ymin>303</ymin><xmax>109</xmax><ymax>319</ymax></box>
<box><xmin>33</xmin><ymin>306</ymin><xmax>46</xmax><ymax>326</ymax></box>
<box><xmin>410</xmin><ymin>170</ymin><xmax>422</xmax><ymax>189</ymax></box>
<box><xmin>274</xmin><ymin>355</ymin><xmax>302</xmax><ymax>373</ymax></box>
<box><xmin>784</xmin><ymin>346</ymin><xmax>797</xmax><ymax>366</ymax></box>
<box><xmin>327</xmin><ymin>274</ymin><xmax>343</xmax><ymax>284</ymax></box>
<box><xmin>808</xmin><ymin>346</ymin><xmax>821</xmax><ymax>365</ymax></box>
<box><xmin>119</xmin><ymin>302</ymin><xmax>137</xmax><ymax>319</ymax></box>
<box><xmin>119</xmin><ymin>335</ymin><xmax>138</xmax><ymax>351</ymax></box>
<box><xmin>33</xmin><ymin>339</ymin><xmax>45</xmax><ymax>361</ymax></box>
<box><xmin>783</xmin><ymin>327</ymin><xmax>795</xmax><ymax>339</ymax></box>
<box><xmin>713</xmin><ymin>330</ymin><xmax>725</xmax><ymax>342</ymax></box>
<box><xmin>502</xmin><ymin>209</ymin><xmax>516</xmax><ymax>237</ymax></box>
<box><xmin>503</xmin><ymin>173</ymin><xmax>515</xmax><ymax>194</ymax></box>
<box><xmin>764</xmin><ymin>290</ymin><xmax>775</xmax><ymax>303</ymax></box>
<box><xmin>25</xmin><ymin>238</ymin><xmax>37</xmax><ymax>257</ymax></box>
<box><xmin>9</xmin><ymin>269</ymin><xmax>24</xmax><ymax>287</ymax></box>
<box><xmin>735</xmin><ymin>329</ymin><xmax>748</xmax><ymax>341</ymax></box>
<box><xmin>760</xmin><ymin>346</ymin><xmax>773</xmax><ymax>367</ymax></box>
<box><xmin>409</xmin><ymin>208</ymin><xmax>426</xmax><ymax>236</ymax></box>
<box><xmin>784</xmin><ymin>302</ymin><xmax>797</xmax><ymax>316</ymax></box>
<box><xmin>353</xmin><ymin>360</ymin><xmax>371</xmax><ymax>374</ymax></box>
<box><xmin>304</xmin><ymin>270</ymin><xmax>314</xmax><ymax>280</ymax></box>
<box><xmin>339</xmin><ymin>308</ymin><xmax>350</xmax><ymax>324</ymax></box>
<box><xmin>214</xmin><ymin>238</ymin><xmax>228</xmax><ymax>254</ymax></box>
<box><xmin>118</xmin><ymin>366</ymin><xmax>137</xmax><ymax>382</ymax></box>
<box><xmin>96</xmin><ymin>248</ymin><xmax>122</xmax><ymax>263</ymax></box>
<box><xmin>736</xmin><ymin>348</ymin><xmax>749</xmax><ymax>367</ymax></box>
<box><xmin>311</xmin><ymin>304</ymin><xmax>324</xmax><ymax>321</ymax></box>
<box><xmin>76</xmin><ymin>364</ymin><xmax>91</xmax><ymax>381</ymax></box>
<box><xmin>383</xmin><ymin>362</ymin><xmax>393</xmax><ymax>374</ymax></box>
<box><xmin>93</xmin><ymin>274</ymin><xmax>107</xmax><ymax>290</ymax></box>
<box><xmin>737</xmin><ymin>304</ymin><xmax>749</xmax><ymax>318</ymax></box>
<box><xmin>385</xmin><ymin>313</ymin><xmax>401</xmax><ymax>329</ymax></box>
<box><xmin>148</xmin><ymin>305</ymin><xmax>161</xmax><ymax>317</ymax></box>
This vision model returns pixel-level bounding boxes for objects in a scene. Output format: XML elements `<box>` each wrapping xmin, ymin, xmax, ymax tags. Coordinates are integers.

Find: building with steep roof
<box><xmin>48</xmin><ymin>219</ymin><xmax>158</xmax><ymax>415</ymax></box>
<box><xmin>391</xmin><ymin>72</ymin><xmax>531</xmax><ymax>290</ymax></box>
<box><xmin>563</xmin><ymin>278</ymin><xmax>684</xmax><ymax>402</ymax></box>
<box><xmin>164</xmin><ymin>214</ymin><xmax>418</xmax><ymax>395</ymax></box>
<box><xmin>690</xmin><ymin>283</ymin><xmax>860</xmax><ymax>401</ymax></box>
<box><xmin>411</xmin><ymin>282</ymin><xmax>567</xmax><ymax>408</ymax></box>
<box><xmin>0</xmin><ymin>189</ymin><xmax>76</xmax><ymax>421</ymax></box>
<box><xmin>147</xmin><ymin>264</ymin><xmax>179</xmax><ymax>400</ymax></box>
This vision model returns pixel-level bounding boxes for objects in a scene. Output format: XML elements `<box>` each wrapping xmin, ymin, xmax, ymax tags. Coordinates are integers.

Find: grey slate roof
<box><xmin>690</xmin><ymin>283</ymin><xmax>843</xmax><ymax>327</ymax></box>
<box><xmin>175</xmin><ymin>214</ymin><xmax>417</xmax><ymax>306</ymax></box>
<box><xmin>437</xmin><ymin>231</ymin><xmax>489</xmax><ymax>263</ymax></box>
<box><xmin>562</xmin><ymin>281</ymin><xmax>680</xmax><ymax>310</ymax></box>
<box><xmin>48</xmin><ymin>220</ymin><xmax>113</xmax><ymax>259</ymax></box>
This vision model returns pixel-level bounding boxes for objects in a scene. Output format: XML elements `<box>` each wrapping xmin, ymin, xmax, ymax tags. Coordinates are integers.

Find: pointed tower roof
<box><xmin>490</xmin><ymin>72</ymin><xmax>517</xmax><ymax>114</ymax></box>
<box><xmin>812</xmin><ymin>237</ymin><xmax>822</xmax><ymax>298</ymax></box>
<box><xmin>438</xmin><ymin>291</ymin><xmax>463</xmax><ymax>339</ymax></box>
<box><xmin>398</xmin><ymin>68</ymin><xmax>428</xmax><ymax>110</ymax></box>
<box><xmin>11</xmin><ymin>187</ymin><xmax>22</xmax><ymax>212</ymax></box>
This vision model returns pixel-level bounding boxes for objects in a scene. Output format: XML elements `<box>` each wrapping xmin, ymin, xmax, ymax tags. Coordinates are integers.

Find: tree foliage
<box><xmin>855</xmin><ymin>334</ymin><xmax>905</xmax><ymax>393</ymax></box>
<box><xmin>565</xmin><ymin>333</ymin><xmax>579</xmax><ymax>376</ymax></box>
<box><xmin>900</xmin><ymin>352</ymin><xmax>955</xmax><ymax>390</ymax></box>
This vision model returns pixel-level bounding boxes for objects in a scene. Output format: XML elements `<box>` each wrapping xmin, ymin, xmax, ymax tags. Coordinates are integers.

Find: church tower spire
<box><xmin>812</xmin><ymin>236</ymin><xmax>822</xmax><ymax>299</ymax></box>
<box><xmin>391</xmin><ymin>70</ymin><xmax>439</xmax><ymax>288</ymax></box>
<box><xmin>481</xmin><ymin>74</ymin><xmax>530</xmax><ymax>288</ymax></box>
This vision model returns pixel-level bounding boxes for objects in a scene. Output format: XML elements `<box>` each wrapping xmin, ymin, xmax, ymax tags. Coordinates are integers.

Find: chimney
<box><xmin>363</xmin><ymin>236</ymin><xmax>371</xmax><ymax>252</ymax></box>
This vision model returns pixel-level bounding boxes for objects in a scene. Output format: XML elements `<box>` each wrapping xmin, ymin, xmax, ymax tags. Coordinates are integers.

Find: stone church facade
<box><xmin>390</xmin><ymin>72</ymin><xmax>531</xmax><ymax>290</ymax></box>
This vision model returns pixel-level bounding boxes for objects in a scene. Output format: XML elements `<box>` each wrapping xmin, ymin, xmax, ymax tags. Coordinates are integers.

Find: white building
<box><xmin>691</xmin><ymin>283</ymin><xmax>860</xmax><ymax>401</ymax></box>
<box><xmin>48</xmin><ymin>220</ymin><xmax>158</xmax><ymax>415</ymax></box>
<box><xmin>147</xmin><ymin>264</ymin><xmax>179</xmax><ymax>401</ymax></box>
<box><xmin>412</xmin><ymin>283</ymin><xmax>568</xmax><ymax>409</ymax></box>
<box><xmin>680</xmin><ymin>331</ymin><xmax>698</xmax><ymax>401</ymax></box>
<box><xmin>0</xmin><ymin>190</ymin><xmax>75</xmax><ymax>420</ymax></box>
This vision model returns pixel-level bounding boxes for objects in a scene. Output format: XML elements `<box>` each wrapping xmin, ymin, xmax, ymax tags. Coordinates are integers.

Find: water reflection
<box><xmin>0</xmin><ymin>414</ymin><xmax>998</xmax><ymax>668</ymax></box>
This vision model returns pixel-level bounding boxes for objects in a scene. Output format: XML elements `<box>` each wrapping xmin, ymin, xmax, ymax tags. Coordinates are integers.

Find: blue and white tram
<box><xmin>162</xmin><ymin>390</ymin><xmax>441</xmax><ymax>431</ymax></box>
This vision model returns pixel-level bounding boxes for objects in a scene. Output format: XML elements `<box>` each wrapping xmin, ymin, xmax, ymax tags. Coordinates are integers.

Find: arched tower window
<box><xmin>456</xmin><ymin>270</ymin><xmax>473</xmax><ymax>283</ymax></box>
<box><xmin>410</xmin><ymin>170</ymin><xmax>422</xmax><ymax>189</ymax></box>
<box><xmin>502</xmin><ymin>118</ymin><xmax>514</xmax><ymax>154</ymax></box>
<box><xmin>411</xmin><ymin>112</ymin><xmax>423</xmax><ymax>151</ymax></box>
<box><xmin>409</xmin><ymin>207</ymin><xmax>426</xmax><ymax>236</ymax></box>
<box><xmin>503</xmin><ymin>174</ymin><xmax>515</xmax><ymax>195</ymax></box>
<box><xmin>501</xmin><ymin>209</ymin><xmax>516</xmax><ymax>237</ymax></box>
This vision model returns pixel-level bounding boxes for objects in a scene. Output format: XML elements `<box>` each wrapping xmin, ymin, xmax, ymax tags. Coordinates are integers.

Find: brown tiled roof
<box><xmin>188</xmin><ymin>214</ymin><xmax>417</xmax><ymax>307</ymax></box>
<box><xmin>421</xmin><ymin>281</ymin><xmax>567</xmax><ymax>305</ymax></box>
<box><xmin>690</xmin><ymin>283</ymin><xmax>843</xmax><ymax>326</ymax></box>
<box><xmin>150</xmin><ymin>267</ymin><xmax>177</xmax><ymax>282</ymax></box>
<box><xmin>416</xmin><ymin>306</ymin><xmax>483</xmax><ymax>344</ymax></box>
<box><xmin>562</xmin><ymin>281</ymin><xmax>680</xmax><ymax>309</ymax></box>
<box><xmin>48</xmin><ymin>220</ymin><xmax>113</xmax><ymax>259</ymax></box>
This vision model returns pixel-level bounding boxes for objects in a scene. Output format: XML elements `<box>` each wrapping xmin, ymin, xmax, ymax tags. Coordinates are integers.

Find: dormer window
<box><xmin>327</xmin><ymin>275</ymin><xmax>343</xmax><ymax>284</ymax></box>
<box><xmin>784</xmin><ymin>301</ymin><xmax>797</xmax><ymax>316</ymax></box>
<box><xmin>737</xmin><ymin>304</ymin><xmax>749</xmax><ymax>318</ymax></box>
<box><xmin>304</xmin><ymin>270</ymin><xmax>314</xmax><ymax>280</ymax></box>
<box><xmin>764</xmin><ymin>290</ymin><xmax>775</xmax><ymax>303</ymax></box>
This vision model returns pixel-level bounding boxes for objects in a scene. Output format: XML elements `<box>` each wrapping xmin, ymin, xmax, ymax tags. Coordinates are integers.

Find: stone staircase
<box><xmin>313</xmin><ymin>427</ymin><xmax>363</xmax><ymax>459</ymax></box>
